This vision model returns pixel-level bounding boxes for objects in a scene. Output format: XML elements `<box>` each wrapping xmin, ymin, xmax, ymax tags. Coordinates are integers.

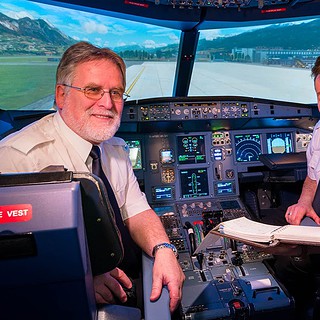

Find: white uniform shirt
<box><xmin>307</xmin><ymin>120</ymin><xmax>320</xmax><ymax>184</ymax></box>
<box><xmin>0</xmin><ymin>112</ymin><xmax>150</xmax><ymax>220</ymax></box>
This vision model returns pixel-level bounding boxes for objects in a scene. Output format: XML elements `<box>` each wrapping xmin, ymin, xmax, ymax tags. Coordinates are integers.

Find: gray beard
<box><xmin>79</xmin><ymin>115</ymin><xmax>121</xmax><ymax>144</ymax></box>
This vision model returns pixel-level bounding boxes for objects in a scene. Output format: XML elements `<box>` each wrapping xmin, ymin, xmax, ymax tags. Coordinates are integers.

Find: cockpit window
<box><xmin>0</xmin><ymin>0</ymin><xmax>318</xmax><ymax>110</ymax></box>
<box><xmin>191</xmin><ymin>19</ymin><xmax>319</xmax><ymax>104</ymax></box>
<box><xmin>0</xmin><ymin>0</ymin><xmax>180</xmax><ymax>110</ymax></box>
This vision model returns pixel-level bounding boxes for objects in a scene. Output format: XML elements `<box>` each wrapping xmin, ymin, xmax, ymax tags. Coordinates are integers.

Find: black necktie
<box><xmin>90</xmin><ymin>145</ymin><xmax>141</xmax><ymax>277</ymax></box>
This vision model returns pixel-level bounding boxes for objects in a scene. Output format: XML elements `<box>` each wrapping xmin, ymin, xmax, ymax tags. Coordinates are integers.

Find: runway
<box><xmin>125</xmin><ymin>61</ymin><xmax>315</xmax><ymax>104</ymax></box>
<box><xmin>23</xmin><ymin>61</ymin><xmax>316</xmax><ymax>110</ymax></box>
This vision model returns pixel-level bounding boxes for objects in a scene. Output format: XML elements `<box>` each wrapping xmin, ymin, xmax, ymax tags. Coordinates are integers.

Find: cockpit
<box><xmin>1</xmin><ymin>0</ymin><xmax>320</xmax><ymax>319</ymax></box>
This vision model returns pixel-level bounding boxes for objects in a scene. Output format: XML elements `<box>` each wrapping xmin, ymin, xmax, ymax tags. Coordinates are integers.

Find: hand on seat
<box><xmin>285</xmin><ymin>202</ymin><xmax>320</xmax><ymax>225</ymax></box>
<box><xmin>94</xmin><ymin>267</ymin><xmax>133</xmax><ymax>304</ymax></box>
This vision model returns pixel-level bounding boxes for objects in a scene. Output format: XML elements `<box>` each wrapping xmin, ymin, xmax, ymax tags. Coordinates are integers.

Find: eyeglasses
<box><xmin>60</xmin><ymin>84</ymin><xmax>130</xmax><ymax>102</ymax></box>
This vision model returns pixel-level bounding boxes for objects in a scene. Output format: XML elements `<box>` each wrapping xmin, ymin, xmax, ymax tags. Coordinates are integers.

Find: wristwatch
<box><xmin>152</xmin><ymin>242</ymin><xmax>178</xmax><ymax>258</ymax></box>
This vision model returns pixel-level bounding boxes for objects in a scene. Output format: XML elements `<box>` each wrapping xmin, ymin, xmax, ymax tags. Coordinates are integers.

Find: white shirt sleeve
<box><xmin>307</xmin><ymin>121</ymin><xmax>320</xmax><ymax>182</ymax></box>
<box><xmin>101</xmin><ymin>139</ymin><xmax>151</xmax><ymax>221</ymax></box>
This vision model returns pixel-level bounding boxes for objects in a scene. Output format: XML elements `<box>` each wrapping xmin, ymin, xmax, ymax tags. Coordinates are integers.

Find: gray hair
<box><xmin>56</xmin><ymin>41</ymin><xmax>126</xmax><ymax>87</ymax></box>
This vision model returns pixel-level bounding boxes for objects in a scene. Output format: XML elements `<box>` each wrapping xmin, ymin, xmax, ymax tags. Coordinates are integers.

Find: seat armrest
<box><xmin>142</xmin><ymin>253</ymin><xmax>171</xmax><ymax>320</ymax></box>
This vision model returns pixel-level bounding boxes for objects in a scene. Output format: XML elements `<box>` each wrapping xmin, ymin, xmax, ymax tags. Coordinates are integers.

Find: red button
<box><xmin>233</xmin><ymin>301</ymin><xmax>242</xmax><ymax>309</ymax></box>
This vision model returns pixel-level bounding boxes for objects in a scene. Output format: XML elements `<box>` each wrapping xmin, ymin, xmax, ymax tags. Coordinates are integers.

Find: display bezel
<box><xmin>152</xmin><ymin>186</ymin><xmax>175</xmax><ymax>201</ymax></box>
<box><xmin>234</xmin><ymin>133</ymin><xmax>262</xmax><ymax>163</ymax></box>
<box><xmin>266</xmin><ymin>132</ymin><xmax>294</xmax><ymax>154</ymax></box>
<box><xmin>125</xmin><ymin>139</ymin><xmax>143</xmax><ymax>170</ymax></box>
<box><xmin>179</xmin><ymin>167</ymin><xmax>209</xmax><ymax>199</ymax></box>
<box><xmin>177</xmin><ymin>134</ymin><xmax>207</xmax><ymax>165</ymax></box>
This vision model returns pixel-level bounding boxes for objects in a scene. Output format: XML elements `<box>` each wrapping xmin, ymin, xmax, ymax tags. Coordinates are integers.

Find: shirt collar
<box><xmin>54</xmin><ymin>112</ymin><xmax>92</xmax><ymax>163</ymax></box>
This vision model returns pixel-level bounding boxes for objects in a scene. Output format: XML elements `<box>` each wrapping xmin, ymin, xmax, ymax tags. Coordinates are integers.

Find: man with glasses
<box><xmin>0</xmin><ymin>41</ymin><xmax>184</xmax><ymax>313</ymax></box>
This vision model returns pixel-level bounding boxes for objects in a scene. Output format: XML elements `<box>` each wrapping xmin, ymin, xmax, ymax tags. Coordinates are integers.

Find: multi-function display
<box><xmin>177</xmin><ymin>135</ymin><xmax>206</xmax><ymax>164</ymax></box>
<box><xmin>125</xmin><ymin>140</ymin><xmax>143</xmax><ymax>170</ymax></box>
<box><xmin>266</xmin><ymin>132</ymin><xmax>293</xmax><ymax>154</ymax></box>
<box><xmin>179</xmin><ymin>168</ymin><xmax>209</xmax><ymax>198</ymax></box>
<box><xmin>234</xmin><ymin>133</ymin><xmax>262</xmax><ymax>162</ymax></box>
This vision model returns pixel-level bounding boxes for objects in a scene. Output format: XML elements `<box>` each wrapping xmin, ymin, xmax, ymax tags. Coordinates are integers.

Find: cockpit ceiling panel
<box><xmin>30</xmin><ymin>0</ymin><xmax>320</xmax><ymax>29</ymax></box>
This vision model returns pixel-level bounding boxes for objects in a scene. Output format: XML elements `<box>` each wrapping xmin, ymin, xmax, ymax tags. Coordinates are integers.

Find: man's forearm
<box><xmin>298</xmin><ymin>176</ymin><xmax>317</xmax><ymax>206</ymax></box>
<box><xmin>125</xmin><ymin>209</ymin><xmax>170</xmax><ymax>256</ymax></box>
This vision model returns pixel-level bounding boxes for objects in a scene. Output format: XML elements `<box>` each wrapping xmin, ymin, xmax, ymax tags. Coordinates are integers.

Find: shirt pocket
<box><xmin>110</xmin><ymin>165</ymin><xmax>127</xmax><ymax>209</ymax></box>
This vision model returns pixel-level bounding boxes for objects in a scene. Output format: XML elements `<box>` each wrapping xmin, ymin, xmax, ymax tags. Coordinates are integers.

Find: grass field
<box><xmin>0</xmin><ymin>56</ymin><xmax>59</xmax><ymax>110</ymax></box>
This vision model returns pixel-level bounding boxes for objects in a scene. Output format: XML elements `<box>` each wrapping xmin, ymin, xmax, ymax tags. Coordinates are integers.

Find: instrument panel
<box><xmin>119</xmin><ymin>127</ymin><xmax>310</xmax><ymax>205</ymax></box>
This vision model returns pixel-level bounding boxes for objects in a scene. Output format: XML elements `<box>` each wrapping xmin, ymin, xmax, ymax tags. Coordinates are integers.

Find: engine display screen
<box><xmin>152</xmin><ymin>186</ymin><xmax>174</xmax><ymax>201</ymax></box>
<box><xmin>234</xmin><ymin>133</ymin><xmax>262</xmax><ymax>162</ymax></box>
<box><xmin>266</xmin><ymin>132</ymin><xmax>293</xmax><ymax>154</ymax></box>
<box><xmin>214</xmin><ymin>181</ymin><xmax>235</xmax><ymax>196</ymax></box>
<box><xmin>125</xmin><ymin>140</ymin><xmax>142</xmax><ymax>170</ymax></box>
<box><xmin>180</xmin><ymin>168</ymin><xmax>209</xmax><ymax>199</ymax></box>
<box><xmin>177</xmin><ymin>135</ymin><xmax>206</xmax><ymax>164</ymax></box>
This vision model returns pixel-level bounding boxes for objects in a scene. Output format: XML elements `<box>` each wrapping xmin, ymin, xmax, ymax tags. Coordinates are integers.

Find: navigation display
<box><xmin>266</xmin><ymin>132</ymin><xmax>293</xmax><ymax>154</ymax></box>
<box><xmin>125</xmin><ymin>140</ymin><xmax>143</xmax><ymax>170</ymax></box>
<box><xmin>234</xmin><ymin>133</ymin><xmax>262</xmax><ymax>162</ymax></box>
<box><xmin>177</xmin><ymin>135</ymin><xmax>206</xmax><ymax>164</ymax></box>
<box><xmin>179</xmin><ymin>168</ymin><xmax>209</xmax><ymax>199</ymax></box>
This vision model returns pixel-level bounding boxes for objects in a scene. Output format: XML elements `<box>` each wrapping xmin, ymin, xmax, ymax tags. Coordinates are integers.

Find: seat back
<box><xmin>0</xmin><ymin>171</ymin><xmax>124</xmax><ymax>319</ymax></box>
<box><xmin>73</xmin><ymin>172</ymin><xmax>124</xmax><ymax>275</ymax></box>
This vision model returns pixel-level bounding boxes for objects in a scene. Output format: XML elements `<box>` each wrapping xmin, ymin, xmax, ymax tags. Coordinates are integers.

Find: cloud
<box><xmin>143</xmin><ymin>40</ymin><xmax>156</xmax><ymax>48</ymax></box>
<box><xmin>111</xmin><ymin>23</ymin><xmax>135</xmax><ymax>36</ymax></box>
<box><xmin>83</xmin><ymin>20</ymin><xmax>108</xmax><ymax>34</ymax></box>
<box><xmin>146</xmin><ymin>29</ymin><xmax>179</xmax><ymax>43</ymax></box>
<box><xmin>116</xmin><ymin>41</ymin><xmax>127</xmax><ymax>47</ymax></box>
<box><xmin>6</xmin><ymin>10</ymin><xmax>34</xmax><ymax>19</ymax></box>
<box><xmin>168</xmin><ymin>33</ymin><xmax>179</xmax><ymax>42</ymax></box>
<box><xmin>0</xmin><ymin>4</ymin><xmax>35</xmax><ymax>19</ymax></box>
<box><xmin>201</xmin><ymin>30</ymin><xmax>221</xmax><ymax>41</ymax></box>
<box><xmin>93</xmin><ymin>37</ymin><xmax>110</xmax><ymax>47</ymax></box>
<box><xmin>143</xmin><ymin>39</ymin><xmax>168</xmax><ymax>49</ymax></box>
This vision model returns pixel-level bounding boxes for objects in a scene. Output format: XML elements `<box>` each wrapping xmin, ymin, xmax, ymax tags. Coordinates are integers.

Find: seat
<box><xmin>0</xmin><ymin>171</ymin><xmax>141</xmax><ymax>320</ymax></box>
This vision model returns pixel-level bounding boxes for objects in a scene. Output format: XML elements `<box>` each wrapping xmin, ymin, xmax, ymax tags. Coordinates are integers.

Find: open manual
<box><xmin>196</xmin><ymin>217</ymin><xmax>320</xmax><ymax>254</ymax></box>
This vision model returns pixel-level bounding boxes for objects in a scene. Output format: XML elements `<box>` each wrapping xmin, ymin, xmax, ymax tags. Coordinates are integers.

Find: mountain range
<box><xmin>197</xmin><ymin>18</ymin><xmax>320</xmax><ymax>51</ymax></box>
<box><xmin>0</xmin><ymin>12</ymin><xmax>75</xmax><ymax>55</ymax></box>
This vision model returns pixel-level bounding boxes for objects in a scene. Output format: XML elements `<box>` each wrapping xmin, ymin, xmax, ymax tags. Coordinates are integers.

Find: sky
<box><xmin>0</xmin><ymin>0</ymin><xmax>314</xmax><ymax>49</ymax></box>
<box><xmin>0</xmin><ymin>0</ymin><xmax>181</xmax><ymax>49</ymax></box>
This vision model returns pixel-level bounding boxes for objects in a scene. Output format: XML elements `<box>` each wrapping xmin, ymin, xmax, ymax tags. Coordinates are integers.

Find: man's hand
<box><xmin>285</xmin><ymin>176</ymin><xmax>319</xmax><ymax>225</ymax></box>
<box><xmin>285</xmin><ymin>202</ymin><xmax>320</xmax><ymax>225</ymax></box>
<box><xmin>150</xmin><ymin>248</ymin><xmax>185</xmax><ymax>313</ymax></box>
<box><xmin>93</xmin><ymin>267</ymin><xmax>132</xmax><ymax>304</ymax></box>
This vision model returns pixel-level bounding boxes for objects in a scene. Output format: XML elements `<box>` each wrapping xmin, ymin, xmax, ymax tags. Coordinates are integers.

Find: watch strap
<box><xmin>152</xmin><ymin>242</ymin><xmax>178</xmax><ymax>258</ymax></box>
